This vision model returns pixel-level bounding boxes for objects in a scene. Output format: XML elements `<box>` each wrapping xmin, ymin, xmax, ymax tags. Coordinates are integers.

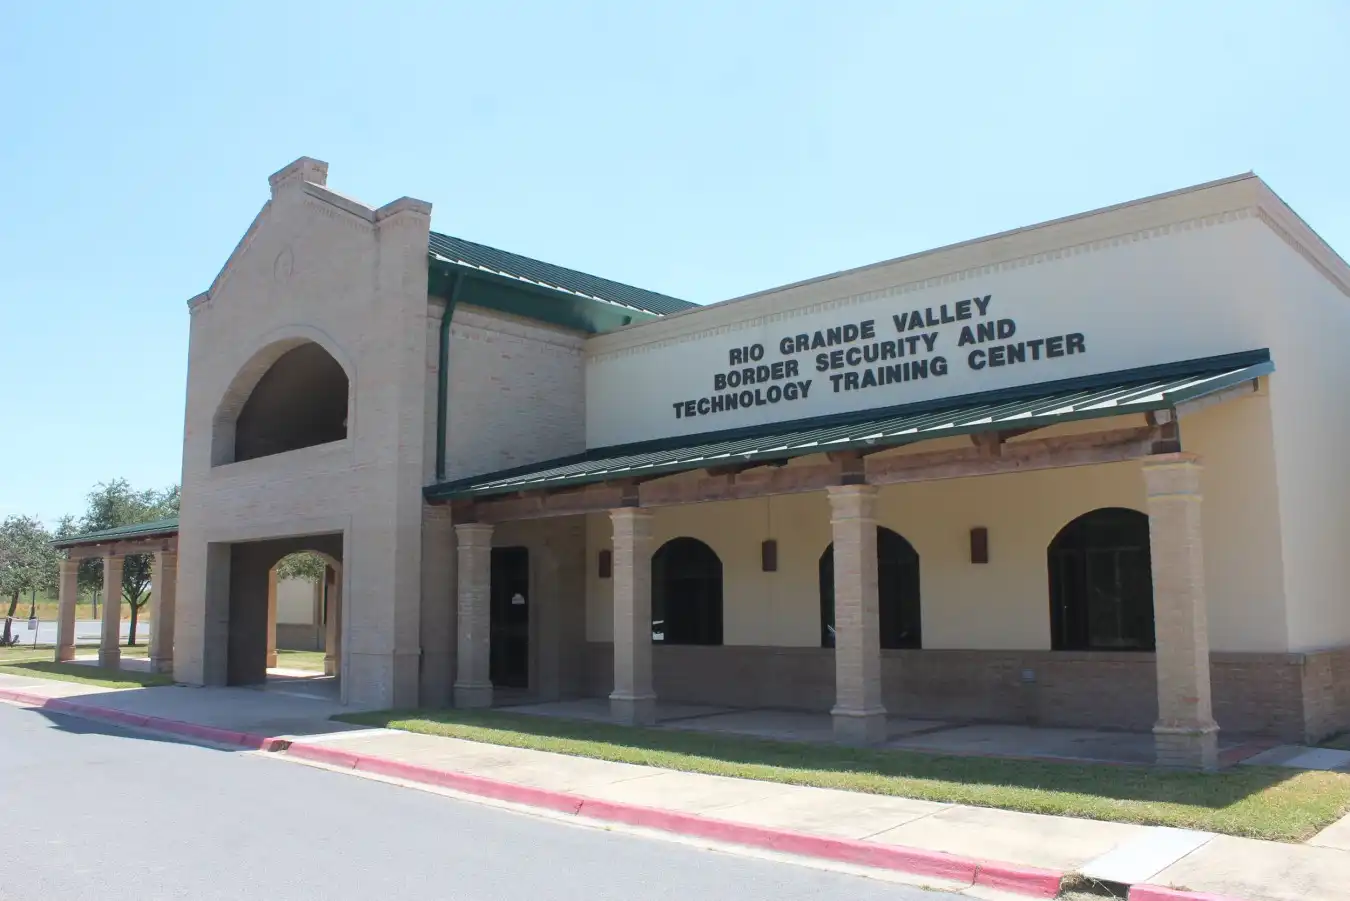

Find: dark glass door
<box><xmin>490</xmin><ymin>547</ymin><xmax>530</xmax><ymax>688</ymax></box>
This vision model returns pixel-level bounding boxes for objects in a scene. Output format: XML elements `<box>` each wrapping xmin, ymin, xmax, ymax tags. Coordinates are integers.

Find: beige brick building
<box><xmin>67</xmin><ymin>158</ymin><xmax>1350</xmax><ymax>769</ymax></box>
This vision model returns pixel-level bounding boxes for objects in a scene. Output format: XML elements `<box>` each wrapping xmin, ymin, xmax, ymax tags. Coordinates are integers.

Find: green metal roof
<box><xmin>52</xmin><ymin>517</ymin><xmax>179</xmax><ymax>549</ymax></box>
<box><xmin>426</xmin><ymin>349</ymin><xmax>1272</xmax><ymax>501</ymax></box>
<box><xmin>428</xmin><ymin>232</ymin><xmax>695</xmax><ymax>317</ymax></box>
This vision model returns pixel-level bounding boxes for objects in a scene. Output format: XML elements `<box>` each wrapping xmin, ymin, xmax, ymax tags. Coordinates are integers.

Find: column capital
<box><xmin>454</xmin><ymin>522</ymin><xmax>494</xmax><ymax>545</ymax></box>
<box><xmin>1143</xmin><ymin>452</ymin><xmax>1204</xmax><ymax>497</ymax></box>
<box><xmin>59</xmin><ymin>557</ymin><xmax>80</xmax><ymax>574</ymax></box>
<box><xmin>609</xmin><ymin>507</ymin><xmax>654</xmax><ymax>540</ymax></box>
<box><xmin>827</xmin><ymin>483</ymin><xmax>879</xmax><ymax>521</ymax></box>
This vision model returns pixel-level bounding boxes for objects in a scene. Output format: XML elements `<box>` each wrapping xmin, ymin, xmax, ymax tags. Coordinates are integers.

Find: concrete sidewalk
<box><xmin>2</xmin><ymin>673</ymin><xmax>1348</xmax><ymax>901</ymax></box>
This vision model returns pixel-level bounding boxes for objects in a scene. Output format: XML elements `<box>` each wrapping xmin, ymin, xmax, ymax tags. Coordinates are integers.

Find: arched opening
<box><xmin>216</xmin><ymin>340</ymin><xmax>349</xmax><ymax>465</ymax></box>
<box><xmin>651</xmin><ymin>537</ymin><xmax>723</xmax><ymax>645</ymax></box>
<box><xmin>819</xmin><ymin>527</ymin><xmax>922</xmax><ymax>649</ymax></box>
<box><xmin>1047</xmin><ymin>507</ymin><xmax>1154</xmax><ymax>651</ymax></box>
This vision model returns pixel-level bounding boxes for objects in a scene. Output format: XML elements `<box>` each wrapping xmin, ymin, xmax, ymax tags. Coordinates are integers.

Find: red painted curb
<box><xmin>1130</xmin><ymin>886</ymin><xmax>1246</xmax><ymax>901</ymax></box>
<box><xmin>285</xmin><ymin>738</ymin><xmax>1062</xmax><ymax>898</ymax></box>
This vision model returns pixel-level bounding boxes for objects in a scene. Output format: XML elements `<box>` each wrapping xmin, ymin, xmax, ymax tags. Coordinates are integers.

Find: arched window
<box><xmin>1047</xmin><ymin>508</ymin><xmax>1154</xmax><ymax>651</ymax></box>
<box><xmin>819</xmin><ymin>527</ymin><xmax>921</xmax><ymax>649</ymax></box>
<box><xmin>231</xmin><ymin>342</ymin><xmax>349</xmax><ymax>463</ymax></box>
<box><xmin>651</xmin><ymin>538</ymin><xmax>722</xmax><ymax>645</ymax></box>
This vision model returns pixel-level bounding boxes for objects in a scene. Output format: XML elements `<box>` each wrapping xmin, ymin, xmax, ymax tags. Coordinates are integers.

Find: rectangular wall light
<box><xmin>970</xmin><ymin>527</ymin><xmax>989</xmax><ymax>564</ymax></box>
<box><xmin>761</xmin><ymin>539</ymin><xmax>778</xmax><ymax>572</ymax></box>
<box><xmin>598</xmin><ymin>549</ymin><xmax>612</xmax><ymax>579</ymax></box>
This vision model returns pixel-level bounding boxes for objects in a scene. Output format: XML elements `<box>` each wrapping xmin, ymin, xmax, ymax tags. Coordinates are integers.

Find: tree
<box><xmin>71</xmin><ymin>479</ymin><xmax>180</xmax><ymax>646</ymax></box>
<box><xmin>275</xmin><ymin>552</ymin><xmax>327</xmax><ymax>583</ymax></box>
<box><xmin>0</xmin><ymin>515</ymin><xmax>60</xmax><ymax>645</ymax></box>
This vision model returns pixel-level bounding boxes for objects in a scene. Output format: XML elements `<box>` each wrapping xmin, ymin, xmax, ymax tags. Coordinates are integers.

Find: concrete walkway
<box><xmin>3</xmin><ymin>673</ymin><xmax>1349</xmax><ymax>900</ymax></box>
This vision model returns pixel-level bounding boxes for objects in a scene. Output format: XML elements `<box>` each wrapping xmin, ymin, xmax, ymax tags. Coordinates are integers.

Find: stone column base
<box><xmin>832</xmin><ymin>707</ymin><xmax>888</xmax><ymax>745</ymax></box>
<box><xmin>1154</xmin><ymin>722</ymin><xmax>1220</xmax><ymax>771</ymax></box>
<box><xmin>323</xmin><ymin>658</ymin><xmax>337</xmax><ymax>677</ymax></box>
<box><xmin>99</xmin><ymin>649</ymin><xmax>121</xmax><ymax>669</ymax></box>
<box><xmin>610</xmin><ymin>692</ymin><xmax>657</xmax><ymax>726</ymax></box>
<box><xmin>266</xmin><ymin>652</ymin><xmax>278</xmax><ymax>668</ymax></box>
<box><xmin>57</xmin><ymin>646</ymin><xmax>76</xmax><ymax>663</ymax></box>
<box><xmin>455</xmin><ymin>682</ymin><xmax>494</xmax><ymax>709</ymax></box>
<box><xmin>150</xmin><ymin>656</ymin><xmax>173</xmax><ymax>675</ymax></box>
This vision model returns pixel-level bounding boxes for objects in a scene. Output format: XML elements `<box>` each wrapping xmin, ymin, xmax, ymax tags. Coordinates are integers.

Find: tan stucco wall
<box><xmin>587</xmin><ymin>395</ymin><xmax>1286</xmax><ymax>653</ymax></box>
<box><xmin>276</xmin><ymin>575</ymin><xmax>318</xmax><ymax>625</ymax></box>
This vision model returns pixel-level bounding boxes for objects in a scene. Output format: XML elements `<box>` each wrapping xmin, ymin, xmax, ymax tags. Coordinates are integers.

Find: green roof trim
<box><xmin>425</xmin><ymin>349</ymin><xmax>1273</xmax><ymax>501</ymax></box>
<box><xmin>426</xmin><ymin>230</ymin><xmax>696</xmax><ymax>322</ymax></box>
<box><xmin>52</xmin><ymin>517</ymin><xmax>180</xmax><ymax>549</ymax></box>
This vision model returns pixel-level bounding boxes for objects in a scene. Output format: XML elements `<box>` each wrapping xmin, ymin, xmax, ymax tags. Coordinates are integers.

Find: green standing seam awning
<box><xmin>426</xmin><ymin>349</ymin><xmax>1273</xmax><ymax>502</ymax></box>
<box><xmin>51</xmin><ymin>516</ymin><xmax>180</xmax><ymax>549</ymax></box>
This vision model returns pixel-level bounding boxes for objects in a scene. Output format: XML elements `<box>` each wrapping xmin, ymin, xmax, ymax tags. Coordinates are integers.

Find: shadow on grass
<box><xmin>336</xmin><ymin>707</ymin><xmax>1350</xmax><ymax>841</ymax></box>
<box><xmin>0</xmin><ymin>661</ymin><xmax>173</xmax><ymax>688</ymax></box>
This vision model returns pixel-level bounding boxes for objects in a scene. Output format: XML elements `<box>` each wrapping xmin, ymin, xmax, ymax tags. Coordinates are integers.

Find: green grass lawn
<box><xmin>335</xmin><ymin>707</ymin><xmax>1350</xmax><ymax>843</ymax></box>
<box><xmin>0</xmin><ymin>644</ymin><xmax>168</xmax><ymax>688</ymax></box>
<box><xmin>274</xmin><ymin>649</ymin><xmax>326</xmax><ymax>672</ymax></box>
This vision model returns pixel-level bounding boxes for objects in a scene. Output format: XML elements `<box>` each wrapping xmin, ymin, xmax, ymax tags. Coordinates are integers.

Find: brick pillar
<box><xmin>149</xmin><ymin>551</ymin><xmax>177</xmax><ymax>674</ymax></box>
<box><xmin>454</xmin><ymin>523</ymin><xmax>494</xmax><ymax>708</ymax></box>
<box><xmin>323</xmin><ymin>565</ymin><xmax>342</xmax><ymax>677</ymax></box>
<box><xmin>610</xmin><ymin>507</ymin><xmax>656</xmax><ymax>726</ymax></box>
<box><xmin>419</xmin><ymin>504</ymin><xmax>457</xmax><ymax>708</ymax></box>
<box><xmin>1144</xmin><ymin>453</ymin><xmax>1219</xmax><ymax>771</ymax></box>
<box><xmin>828</xmin><ymin>485</ymin><xmax>887</xmax><ymax>745</ymax></box>
<box><xmin>265</xmin><ymin>567</ymin><xmax>279</xmax><ymax>668</ymax></box>
<box><xmin>99</xmin><ymin>555</ymin><xmax>124</xmax><ymax>669</ymax></box>
<box><xmin>55</xmin><ymin>558</ymin><xmax>80</xmax><ymax>663</ymax></box>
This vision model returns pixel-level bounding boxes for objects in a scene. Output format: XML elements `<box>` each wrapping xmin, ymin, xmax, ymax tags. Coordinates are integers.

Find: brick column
<box><xmin>323</xmin><ymin>565</ymin><xmax>342</xmax><ymax>677</ymax></box>
<box><xmin>149</xmin><ymin>551</ymin><xmax>177</xmax><ymax>674</ymax></box>
<box><xmin>1144</xmin><ymin>453</ymin><xmax>1219</xmax><ymax>771</ymax></box>
<box><xmin>265</xmin><ymin>567</ymin><xmax>279</xmax><ymax>668</ymax></box>
<box><xmin>99</xmin><ymin>555</ymin><xmax>124</xmax><ymax>669</ymax></box>
<box><xmin>55</xmin><ymin>558</ymin><xmax>80</xmax><ymax>663</ymax></box>
<box><xmin>453</xmin><ymin>523</ymin><xmax>493</xmax><ymax>708</ymax></box>
<box><xmin>609</xmin><ymin>507</ymin><xmax>656</xmax><ymax>725</ymax></box>
<box><xmin>827</xmin><ymin>485</ymin><xmax>887</xmax><ymax>745</ymax></box>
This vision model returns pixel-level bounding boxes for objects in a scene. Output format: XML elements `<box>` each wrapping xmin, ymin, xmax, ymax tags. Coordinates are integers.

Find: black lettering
<box><xmin>798</xmin><ymin>380</ymin><xmax>811</xmax><ymax>398</ymax></box>
<box><xmin>863</xmin><ymin>343</ymin><xmax>880</xmax><ymax>363</ymax></box>
<box><xmin>940</xmin><ymin>303</ymin><xmax>955</xmax><ymax>324</ymax></box>
<box><xmin>843</xmin><ymin>323</ymin><xmax>860</xmax><ymax>342</ymax></box>
<box><xmin>969</xmin><ymin>349</ymin><xmax>987</xmax><ymax>370</ymax></box>
<box><xmin>860</xmin><ymin>368</ymin><xmax>877</xmax><ymax>388</ymax></box>
<box><xmin>957</xmin><ymin>325</ymin><xmax>975</xmax><ymax>347</ymax></box>
<box><xmin>752</xmin><ymin>389</ymin><xmax>765</xmax><ymax>406</ymax></box>
<box><xmin>779</xmin><ymin>336</ymin><xmax>795</xmax><ymax>356</ymax></box>
<box><xmin>904</xmin><ymin>335</ymin><xmax>922</xmax><ymax>355</ymax></box>
<box><xmin>1046</xmin><ymin>336</ymin><xmax>1065</xmax><ymax>357</ymax></box>
<box><xmin>767</xmin><ymin>385</ymin><xmax>782</xmax><ymax>403</ymax></box>
<box><xmin>786</xmin><ymin>359</ymin><xmax>799</xmax><ymax>377</ymax></box>
<box><xmin>955</xmin><ymin>299</ymin><xmax>972</xmax><ymax>320</ymax></box>
<box><xmin>845</xmin><ymin>346</ymin><xmax>862</xmax><ymax>366</ymax></box>
<box><xmin>756</xmin><ymin>365</ymin><xmax>771</xmax><ymax>383</ymax></box>
<box><xmin>771</xmin><ymin>361</ymin><xmax>785</xmax><ymax>380</ymax></box>
<box><xmin>1027</xmin><ymin>338</ymin><xmax>1044</xmax><ymax>360</ymax></box>
<box><xmin>697</xmin><ymin>397</ymin><xmax>711</xmax><ymax>415</ymax></box>
<box><xmin>922</xmin><ymin>332</ymin><xmax>938</xmax><ymax>352</ymax></box>
<box><xmin>973</xmin><ymin>295</ymin><xmax>992</xmax><ymax>316</ymax></box>
<box><xmin>1006</xmin><ymin>342</ymin><xmax>1026</xmax><ymax>364</ymax></box>
<box><xmin>783</xmin><ymin>382</ymin><xmax>799</xmax><ymax>401</ymax></box>
<box><xmin>739</xmin><ymin>390</ymin><xmax>754</xmax><ymax>407</ymax></box>
<box><xmin>1067</xmin><ymin>333</ymin><xmax>1086</xmax><ymax>355</ymax></box>
<box><xmin>796</xmin><ymin>334</ymin><xmax>810</xmax><ymax>354</ymax></box>
<box><xmin>911</xmin><ymin>359</ymin><xmax>928</xmax><ymax>379</ymax></box>
<box><xmin>830</xmin><ymin>373</ymin><xmax>844</xmax><ymax>392</ymax></box>
<box><xmin>989</xmin><ymin>346</ymin><xmax>1006</xmax><ymax>367</ymax></box>
<box><xmin>931</xmin><ymin>356</ymin><xmax>948</xmax><ymax>376</ymax></box>
<box><xmin>924</xmin><ymin>307</ymin><xmax>940</xmax><ymax>327</ymax></box>
<box><xmin>672</xmin><ymin>402</ymin><xmax>685</xmax><ymax>418</ymax></box>
<box><xmin>844</xmin><ymin>371</ymin><xmax>860</xmax><ymax>390</ymax></box>
<box><xmin>977</xmin><ymin>321</ymin><xmax>995</xmax><ymax>342</ymax></box>
<box><xmin>997</xmin><ymin>319</ymin><xmax>1016</xmax><ymax>339</ymax></box>
<box><xmin>729</xmin><ymin>348</ymin><xmax>743</xmax><ymax>365</ymax></box>
<box><xmin>684</xmin><ymin>401</ymin><xmax>696</xmax><ymax>417</ymax></box>
<box><xmin>726</xmin><ymin>393</ymin><xmax>739</xmax><ymax>410</ymax></box>
<box><xmin>861</xmin><ymin>320</ymin><xmax>876</xmax><ymax>339</ymax></box>
<box><xmin>726</xmin><ymin>370</ymin><xmax>741</xmax><ymax>388</ymax></box>
<box><xmin>879</xmin><ymin>341</ymin><xmax>898</xmax><ymax>360</ymax></box>
<box><xmin>741</xmin><ymin>367</ymin><xmax>754</xmax><ymax>384</ymax></box>
<box><xmin>750</xmin><ymin>344</ymin><xmax>765</xmax><ymax>361</ymax></box>
<box><xmin>712</xmin><ymin>395</ymin><xmax>726</xmax><ymax>413</ymax></box>
<box><xmin>815</xmin><ymin>353</ymin><xmax>829</xmax><ymax>372</ymax></box>
<box><xmin>829</xmin><ymin>349</ymin><xmax>845</xmax><ymax>369</ymax></box>
<box><xmin>811</xmin><ymin>331</ymin><xmax>827</xmax><ymax>350</ymax></box>
<box><xmin>885</xmin><ymin>364</ymin><xmax>903</xmax><ymax>384</ymax></box>
<box><xmin>892</xmin><ymin>313</ymin><xmax>909</xmax><ymax>333</ymax></box>
<box><xmin>827</xmin><ymin>326</ymin><xmax>843</xmax><ymax>346</ymax></box>
<box><xmin>714</xmin><ymin>373</ymin><xmax>726</xmax><ymax>391</ymax></box>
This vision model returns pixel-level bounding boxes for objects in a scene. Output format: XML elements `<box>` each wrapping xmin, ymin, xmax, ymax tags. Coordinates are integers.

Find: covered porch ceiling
<box><xmin>428</xmin><ymin>349</ymin><xmax>1272</xmax><ymax>523</ymax></box>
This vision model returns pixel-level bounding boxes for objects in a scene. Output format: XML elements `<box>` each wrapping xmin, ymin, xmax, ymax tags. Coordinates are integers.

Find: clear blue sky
<box><xmin>2</xmin><ymin>1</ymin><xmax>1347</xmax><ymax>527</ymax></box>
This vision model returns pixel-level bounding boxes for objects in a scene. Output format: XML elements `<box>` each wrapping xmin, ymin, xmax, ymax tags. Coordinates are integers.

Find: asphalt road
<box><xmin>0</xmin><ymin>705</ymin><xmax>949</xmax><ymax>901</ymax></box>
<box><xmin>2</xmin><ymin>618</ymin><xmax>149</xmax><ymax>646</ymax></box>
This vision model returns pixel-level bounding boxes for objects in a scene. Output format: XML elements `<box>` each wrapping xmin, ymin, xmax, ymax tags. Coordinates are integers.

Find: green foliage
<box><xmin>275</xmin><ymin>552</ymin><xmax>327</xmax><ymax>583</ymax></box>
<box><xmin>70</xmin><ymin>479</ymin><xmax>180</xmax><ymax>612</ymax></box>
<box><xmin>0</xmin><ymin>515</ymin><xmax>61</xmax><ymax>642</ymax></box>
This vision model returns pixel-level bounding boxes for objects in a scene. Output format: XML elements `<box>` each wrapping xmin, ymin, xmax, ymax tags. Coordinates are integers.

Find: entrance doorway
<box><xmin>490</xmin><ymin>547</ymin><xmax>530</xmax><ymax>688</ymax></box>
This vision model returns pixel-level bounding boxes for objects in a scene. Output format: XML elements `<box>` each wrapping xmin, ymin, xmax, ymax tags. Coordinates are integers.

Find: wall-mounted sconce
<box><xmin>761</xmin><ymin>539</ymin><xmax>778</xmax><ymax>572</ymax></box>
<box><xmin>970</xmin><ymin>527</ymin><xmax>989</xmax><ymax>564</ymax></box>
